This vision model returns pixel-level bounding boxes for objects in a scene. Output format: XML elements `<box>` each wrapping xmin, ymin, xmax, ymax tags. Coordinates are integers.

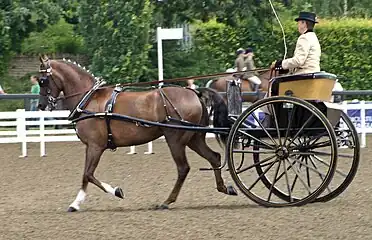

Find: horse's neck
<box><xmin>63</xmin><ymin>76</ymin><xmax>95</xmax><ymax>111</ymax></box>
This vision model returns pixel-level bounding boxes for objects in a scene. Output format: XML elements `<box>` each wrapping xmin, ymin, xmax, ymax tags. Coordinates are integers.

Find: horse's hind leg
<box><xmin>67</xmin><ymin>144</ymin><xmax>124</xmax><ymax>212</ymax></box>
<box><xmin>157</xmin><ymin>134</ymin><xmax>190</xmax><ymax>210</ymax></box>
<box><xmin>188</xmin><ymin>133</ymin><xmax>238</xmax><ymax>196</ymax></box>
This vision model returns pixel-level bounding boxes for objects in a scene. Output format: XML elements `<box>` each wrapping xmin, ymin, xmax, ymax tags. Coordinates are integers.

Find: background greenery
<box><xmin>0</xmin><ymin>0</ymin><xmax>371</xmax><ymax>110</ymax></box>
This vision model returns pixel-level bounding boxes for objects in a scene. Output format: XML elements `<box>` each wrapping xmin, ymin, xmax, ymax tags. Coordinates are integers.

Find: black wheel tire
<box><xmin>313</xmin><ymin>111</ymin><xmax>360</xmax><ymax>202</ymax></box>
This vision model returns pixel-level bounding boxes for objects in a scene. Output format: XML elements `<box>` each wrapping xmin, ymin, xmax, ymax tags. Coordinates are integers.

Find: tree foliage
<box><xmin>1</xmin><ymin>0</ymin><xmax>372</xmax><ymax>91</ymax></box>
<box><xmin>21</xmin><ymin>18</ymin><xmax>84</xmax><ymax>54</ymax></box>
<box><xmin>78</xmin><ymin>0</ymin><xmax>154</xmax><ymax>83</ymax></box>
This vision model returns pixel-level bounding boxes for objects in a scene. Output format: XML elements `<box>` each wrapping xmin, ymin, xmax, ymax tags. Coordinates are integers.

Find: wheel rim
<box><xmin>227</xmin><ymin>96</ymin><xmax>338</xmax><ymax>207</ymax></box>
<box><xmin>313</xmin><ymin>110</ymin><xmax>360</xmax><ymax>202</ymax></box>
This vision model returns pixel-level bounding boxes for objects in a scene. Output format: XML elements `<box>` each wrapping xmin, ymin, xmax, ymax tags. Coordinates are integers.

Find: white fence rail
<box><xmin>1</xmin><ymin>101</ymin><xmax>372</xmax><ymax>157</ymax></box>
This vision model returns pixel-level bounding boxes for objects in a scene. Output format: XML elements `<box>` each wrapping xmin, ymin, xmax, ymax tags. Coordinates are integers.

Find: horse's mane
<box><xmin>58</xmin><ymin>58</ymin><xmax>100</xmax><ymax>83</ymax></box>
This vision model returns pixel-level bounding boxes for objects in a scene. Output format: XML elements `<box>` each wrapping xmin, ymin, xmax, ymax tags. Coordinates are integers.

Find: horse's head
<box><xmin>38</xmin><ymin>54</ymin><xmax>96</xmax><ymax>111</ymax></box>
<box><xmin>38</xmin><ymin>54</ymin><xmax>63</xmax><ymax>111</ymax></box>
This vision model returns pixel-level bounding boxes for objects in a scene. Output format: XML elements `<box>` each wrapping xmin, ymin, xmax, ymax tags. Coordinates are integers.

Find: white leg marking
<box><xmin>101</xmin><ymin>182</ymin><xmax>116</xmax><ymax>195</ymax></box>
<box><xmin>69</xmin><ymin>189</ymin><xmax>86</xmax><ymax>210</ymax></box>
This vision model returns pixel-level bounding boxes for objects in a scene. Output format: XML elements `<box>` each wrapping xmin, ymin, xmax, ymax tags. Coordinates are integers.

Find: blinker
<box><xmin>39</xmin><ymin>76</ymin><xmax>49</xmax><ymax>87</ymax></box>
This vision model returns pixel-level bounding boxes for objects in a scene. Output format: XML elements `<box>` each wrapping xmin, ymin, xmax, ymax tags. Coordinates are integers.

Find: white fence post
<box><xmin>361</xmin><ymin>101</ymin><xmax>366</xmax><ymax>148</ymax></box>
<box><xmin>16</xmin><ymin>109</ymin><xmax>27</xmax><ymax>158</ymax></box>
<box><xmin>127</xmin><ymin>146</ymin><xmax>136</xmax><ymax>155</ymax></box>
<box><xmin>40</xmin><ymin>113</ymin><xmax>46</xmax><ymax>157</ymax></box>
<box><xmin>144</xmin><ymin>142</ymin><xmax>153</xmax><ymax>154</ymax></box>
<box><xmin>127</xmin><ymin>142</ymin><xmax>154</xmax><ymax>155</ymax></box>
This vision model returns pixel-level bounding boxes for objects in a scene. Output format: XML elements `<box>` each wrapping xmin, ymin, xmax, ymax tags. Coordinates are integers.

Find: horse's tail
<box><xmin>197</xmin><ymin>87</ymin><xmax>231</xmax><ymax>147</ymax></box>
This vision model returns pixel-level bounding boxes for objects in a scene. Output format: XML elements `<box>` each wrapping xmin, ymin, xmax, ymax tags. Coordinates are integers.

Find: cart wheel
<box><xmin>313</xmin><ymin>110</ymin><xmax>360</xmax><ymax>202</ymax></box>
<box><xmin>253</xmin><ymin>110</ymin><xmax>360</xmax><ymax>203</ymax></box>
<box><xmin>226</xmin><ymin>96</ymin><xmax>338</xmax><ymax>207</ymax></box>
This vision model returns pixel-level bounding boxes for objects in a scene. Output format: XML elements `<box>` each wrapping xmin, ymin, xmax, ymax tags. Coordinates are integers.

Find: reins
<box><xmin>59</xmin><ymin>67</ymin><xmax>271</xmax><ymax>101</ymax></box>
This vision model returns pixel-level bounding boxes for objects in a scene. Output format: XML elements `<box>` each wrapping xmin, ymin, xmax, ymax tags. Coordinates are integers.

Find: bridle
<box><xmin>39</xmin><ymin>58</ymin><xmax>89</xmax><ymax>110</ymax></box>
<box><xmin>38</xmin><ymin>59</ymin><xmax>60</xmax><ymax>110</ymax></box>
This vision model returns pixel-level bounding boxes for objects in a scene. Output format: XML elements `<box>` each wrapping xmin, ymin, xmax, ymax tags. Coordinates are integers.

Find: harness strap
<box><xmin>68</xmin><ymin>80</ymin><xmax>107</xmax><ymax>121</ymax></box>
<box><xmin>158</xmin><ymin>88</ymin><xmax>184</xmax><ymax>121</ymax></box>
<box><xmin>104</xmin><ymin>85</ymin><xmax>122</xmax><ymax>151</ymax></box>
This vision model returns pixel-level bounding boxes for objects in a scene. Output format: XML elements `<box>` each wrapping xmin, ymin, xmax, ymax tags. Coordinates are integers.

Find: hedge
<box><xmin>191</xmin><ymin>18</ymin><xmax>372</xmax><ymax>90</ymax></box>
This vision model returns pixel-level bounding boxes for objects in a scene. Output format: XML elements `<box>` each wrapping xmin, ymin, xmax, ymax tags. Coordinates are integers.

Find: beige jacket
<box><xmin>244</xmin><ymin>56</ymin><xmax>258</xmax><ymax>78</ymax></box>
<box><xmin>282</xmin><ymin>31</ymin><xmax>321</xmax><ymax>74</ymax></box>
<box><xmin>235</xmin><ymin>55</ymin><xmax>245</xmax><ymax>72</ymax></box>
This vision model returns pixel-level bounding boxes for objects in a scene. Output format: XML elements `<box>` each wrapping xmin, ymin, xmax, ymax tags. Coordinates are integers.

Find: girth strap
<box><xmin>104</xmin><ymin>86</ymin><xmax>121</xmax><ymax>151</ymax></box>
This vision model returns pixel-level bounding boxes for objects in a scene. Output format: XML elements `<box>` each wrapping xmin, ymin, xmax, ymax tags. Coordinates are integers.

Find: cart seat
<box><xmin>269</xmin><ymin>72</ymin><xmax>338</xmax><ymax>102</ymax></box>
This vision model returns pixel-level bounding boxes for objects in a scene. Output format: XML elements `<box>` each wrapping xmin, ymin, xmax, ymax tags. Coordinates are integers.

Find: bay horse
<box><xmin>37</xmin><ymin>55</ymin><xmax>238</xmax><ymax>212</ymax></box>
<box><xmin>206</xmin><ymin>69</ymin><xmax>273</xmax><ymax>103</ymax></box>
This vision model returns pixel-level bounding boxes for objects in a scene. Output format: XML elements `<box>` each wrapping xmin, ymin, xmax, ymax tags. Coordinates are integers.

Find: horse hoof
<box><xmin>155</xmin><ymin>204</ymin><xmax>169</xmax><ymax>210</ymax></box>
<box><xmin>227</xmin><ymin>185</ymin><xmax>238</xmax><ymax>196</ymax></box>
<box><xmin>67</xmin><ymin>206</ymin><xmax>78</xmax><ymax>212</ymax></box>
<box><xmin>114</xmin><ymin>187</ymin><xmax>124</xmax><ymax>199</ymax></box>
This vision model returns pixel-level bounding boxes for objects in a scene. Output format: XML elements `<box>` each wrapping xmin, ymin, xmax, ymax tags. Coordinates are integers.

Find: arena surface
<box><xmin>0</xmin><ymin>138</ymin><xmax>371</xmax><ymax>240</ymax></box>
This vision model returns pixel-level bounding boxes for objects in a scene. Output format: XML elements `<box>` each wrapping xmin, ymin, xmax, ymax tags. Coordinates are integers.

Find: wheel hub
<box><xmin>276</xmin><ymin>147</ymin><xmax>289</xmax><ymax>159</ymax></box>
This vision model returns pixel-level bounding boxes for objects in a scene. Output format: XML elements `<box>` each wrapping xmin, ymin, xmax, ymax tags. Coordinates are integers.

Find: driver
<box><xmin>271</xmin><ymin>11</ymin><xmax>321</xmax><ymax>75</ymax></box>
<box><xmin>262</xmin><ymin>11</ymin><xmax>321</xmax><ymax>127</ymax></box>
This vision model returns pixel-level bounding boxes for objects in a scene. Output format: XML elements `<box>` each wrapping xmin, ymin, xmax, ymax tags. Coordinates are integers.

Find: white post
<box><xmin>156</xmin><ymin>27</ymin><xmax>183</xmax><ymax>88</ymax></box>
<box><xmin>16</xmin><ymin>109</ymin><xmax>27</xmax><ymax>158</ymax></box>
<box><xmin>157</xmin><ymin>27</ymin><xmax>164</xmax><ymax>88</ymax></box>
<box><xmin>361</xmin><ymin>101</ymin><xmax>366</xmax><ymax>148</ymax></box>
<box><xmin>144</xmin><ymin>142</ymin><xmax>153</xmax><ymax>154</ymax></box>
<box><xmin>40</xmin><ymin>112</ymin><xmax>46</xmax><ymax>157</ymax></box>
<box><xmin>127</xmin><ymin>146</ymin><xmax>136</xmax><ymax>155</ymax></box>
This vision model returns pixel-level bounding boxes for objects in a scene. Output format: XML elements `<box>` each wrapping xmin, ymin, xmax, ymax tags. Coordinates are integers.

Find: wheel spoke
<box><xmin>251</xmin><ymin>113</ymin><xmax>278</xmax><ymax>147</ymax></box>
<box><xmin>283</xmin><ymin>104</ymin><xmax>297</xmax><ymax>146</ymax></box>
<box><xmin>289</xmin><ymin>132</ymin><xmax>328</xmax><ymax>150</ymax></box>
<box><xmin>270</xmin><ymin>160</ymin><xmax>297</xmax><ymax>187</ymax></box>
<box><xmin>305</xmin><ymin>157</ymin><xmax>311</xmax><ymax>188</ymax></box>
<box><xmin>312</xmin><ymin>155</ymin><xmax>348</xmax><ymax>178</ymax></box>
<box><xmin>290</xmin><ymin>156</ymin><xmax>302</xmax><ymax>192</ymax></box>
<box><xmin>233</xmin><ymin>149</ymin><xmax>276</xmax><ymax>154</ymax></box>
<box><xmin>286</xmin><ymin>114</ymin><xmax>315</xmax><ymax>147</ymax></box>
<box><xmin>267</xmin><ymin>159</ymin><xmax>282</xmax><ymax>202</ymax></box>
<box><xmin>309</xmin><ymin>150</ymin><xmax>353</xmax><ymax>159</ymax></box>
<box><xmin>260</xmin><ymin>160</ymin><xmax>279</xmax><ymax>168</ymax></box>
<box><xmin>236</xmin><ymin>154</ymin><xmax>277</xmax><ymax>174</ymax></box>
<box><xmin>286</xmin><ymin>158</ymin><xmax>312</xmax><ymax>194</ymax></box>
<box><xmin>289</xmin><ymin>157</ymin><xmax>327</xmax><ymax>178</ymax></box>
<box><xmin>282</xmin><ymin>159</ymin><xmax>293</xmax><ymax>202</ymax></box>
<box><xmin>237</xmin><ymin>129</ymin><xmax>275</xmax><ymax>150</ymax></box>
<box><xmin>305</xmin><ymin>140</ymin><xmax>332</xmax><ymax>149</ymax></box>
<box><xmin>247</xmin><ymin>158</ymin><xmax>279</xmax><ymax>191</ymax></box>
<box><xmin>270</xmin><ymin>103</ymin><xmax>282</xmax><ymax>146</ymax></box>
<box><xmin>309</xmin><ymin>156</ymin><xmax>332</xmax><ymax>194</ymax></box>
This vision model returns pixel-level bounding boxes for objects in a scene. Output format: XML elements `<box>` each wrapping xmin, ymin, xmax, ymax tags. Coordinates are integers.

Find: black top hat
<box><xmin>295</xmin><ymin>12</ymin><xmax>318</xmax><ymax>23</ymax></box>
<box><xmin>245</xmin><ymin>47</ymin><xmax>253</xmax><ymax>54</ymax></box>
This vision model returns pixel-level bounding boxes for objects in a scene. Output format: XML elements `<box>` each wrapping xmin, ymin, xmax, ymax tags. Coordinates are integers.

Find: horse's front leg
<box><xmin>67</xmin><ymin>144</ymin><xmax>124</xmax><ymax>212</ymax></box>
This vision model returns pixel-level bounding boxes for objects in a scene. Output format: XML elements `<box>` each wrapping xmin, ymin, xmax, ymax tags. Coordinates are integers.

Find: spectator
<box><xmin>186</xmin><ymin>79</ymin><xmax>198</xmax><ymax>90</ymax></box>
<box><xmin>0</xmin><ymin>84</ymin><xmax>6</xmax><ymax>94</ymax></box>
<box><xmin>243</xmin><ymin>47</ymin><xmax>261</xmax><ymax>91</ymax></box>
<box><xmin>30</xmin><ymin>75</ymin><xmax>40</xmax><ymax>111</ymax></box>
